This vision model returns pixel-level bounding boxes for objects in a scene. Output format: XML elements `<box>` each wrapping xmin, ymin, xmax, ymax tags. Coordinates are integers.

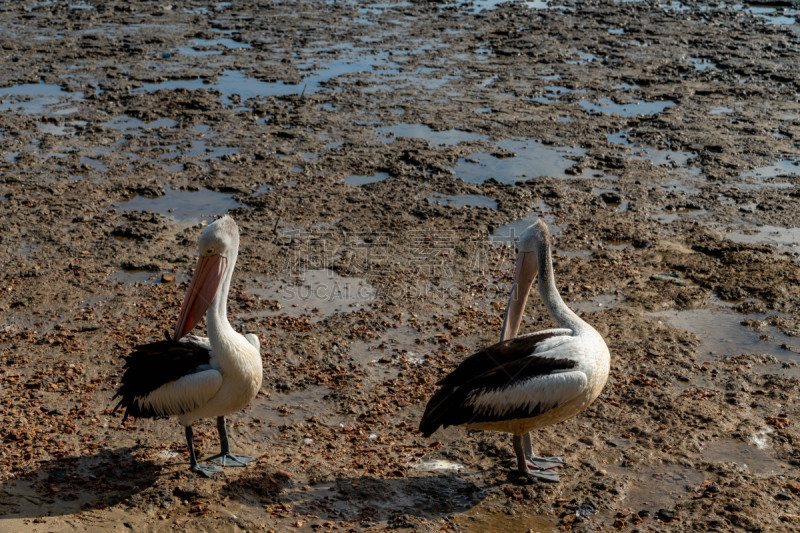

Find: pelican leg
<box><xmin>208</xmin><ymin>416</ymin><xmax>255</xmax><ymax>467</ymax></box>
<box><xmin>185</xmin><ymin>425</ymin><xmax>222</xmax><ymax>477</ymax></box>
<box><xmin>523</xmin><ymin>432</ymin><xmax>565</xmax><ymax>470</ymax></box>
<box><xmin>513</xmin><ymin>434</ymin><xmax>530</xmax><ymax>474</ymax></box>
<box><xmin>512</xmin><ymin>434</ymin><xmax>561</xmax><ymax>482</ymax></box>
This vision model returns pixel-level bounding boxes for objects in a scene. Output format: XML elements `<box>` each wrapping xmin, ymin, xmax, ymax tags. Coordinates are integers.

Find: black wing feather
<box><xmin>114</xmin><ymin>335</ymin><xmax>211</xmax><ymax>420</ymax></box>
<box><xmin>419</xmin><ymin>333</ymin><xmax>576</xmax><ymax>437</ymax></box>
<box><xmin>435</xmin><ymin>332</ymin><xmax>564</xmax><ymax>386</ymax></box>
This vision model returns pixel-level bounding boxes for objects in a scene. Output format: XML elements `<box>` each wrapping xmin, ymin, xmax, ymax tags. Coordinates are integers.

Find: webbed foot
<box><xmin>190</xmin><ymin>462</ymin><xmax>223</xmax><ymax>477</ymax></box>
<box><xmin>208</xmin><ymin>452</ymin><xmax>256</xmax><ymax>467</ymax></box>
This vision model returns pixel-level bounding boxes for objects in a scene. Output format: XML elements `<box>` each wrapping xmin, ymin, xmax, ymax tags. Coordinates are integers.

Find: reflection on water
<box><xmin>455</xmin><ymin>138</ymin><xmax>586</xmax><ymax>184</ymax></box>
<box><xmin>579</xmin><ymin>98</ymin><xmax>675</xmax><ymax>117</ymax></box>
<box><xmin>725</xmin><ymin>224</ymin><xmax>800</xmax><ymax>256</ymax></box>
<box><xmin>651</xmin><ymin>304</ymin><xmax>797</xmax><ymax>364</ymax></box>
<box><xmin>0</xmin><ymin>81</ymin><xmax>84</xmax><ymax>115</ymax></box>
<box><xmin>376</xmin><ymin>123</ymin><xmax>488</xmax><ymax>146</ymax></box>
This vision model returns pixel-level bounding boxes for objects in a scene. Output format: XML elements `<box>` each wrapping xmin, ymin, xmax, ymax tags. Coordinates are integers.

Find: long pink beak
<box><xmin>500</xmin><ymin>251</ymin><xmax>538</xmax><ymax>342</ymax></box>
<box><xmin>173</xmin><ymin>254</ymin><xmax>226</xmax><ymax>341</ymax></box>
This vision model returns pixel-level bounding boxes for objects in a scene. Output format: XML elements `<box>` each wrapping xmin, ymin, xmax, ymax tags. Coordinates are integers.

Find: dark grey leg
<box><xmin>512</xmin><ymin>434</ymin><xmax>561</xmax><ymax>482</ymax></box>
<box><xmin>523</xmin><ymin>432</ymin><xmax>565</xmax><ymax>470</ymax></box>
<box><xmin>512</xmin><ymin>434</ymin><xmax>530</xmax><ymax>474</ymax></box>
<box><xmin>208</xmin><ymin>416</ymin><xmax>256</xmax><ymax>467</ymax></box>
<box><xmin>185</xmin><ymin>425</ymin><xmax>222</xmax><ymax>477</ymax></box>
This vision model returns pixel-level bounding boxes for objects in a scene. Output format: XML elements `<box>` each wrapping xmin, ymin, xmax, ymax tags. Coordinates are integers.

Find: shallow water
<box><xmin>699</xmin><ymin>439</ymin><xmax>784</xmax><ymax>474</ymax></box>
<box><xmin>614</xmin><ymin>464</ymin><xmax>704</xmax><ymax>513</ymax></box>
<box><xmin>579</xmin><ymin>98</ymin><xmax>675</xmax><ymax>117</ymax></box>
<box><xmin>455</xmin><ymin>138</ymin><xmax>586</xmax><ymax>184</ymax></box>
<box><xmin>651</xmin><ymin>305</ymin><xmax>797</xmax><ymax>364</ymax></box>
<box><xmin>530</xmin><ymin>85</ymin><xmax>585</xmax><ymax>103</ymax></box>
<box><xmin>344</xmin><ymin>172</ymin><xmax>391</xmax><ymax>186</ymax></box>
<box><xmin>490</xmin><ymin>201</ymin><xmax>561</xmax><ymax>245</ymax></box>
<box><xmin>103</xmin><ymin>115</ymin><xmax>178</xmax><ymax>130</ymax></box>
<box><xmin>0</xmin><ymin>81</ymin><xmax>84</xmax><ymax>115</ymax></box>
<box><xmin>740</xmin><ymin>158</ymin><xmax>800</xmax><ymax>179</ymax></box>
<box><xmin>428</xmin><ymin>192</ymin><xmax>498</xmax><ymax>209</ymax></box>
<box><xmin>113</xmin><ymin>188</ymin><xmax>242</xmax><ymax>224</ymax></box>
<box><xmin>724</xmin><ymin>224</ymin><xmax>800</xmax><ymax>256</ymax></box>
<box><xmin>376</xmin><ymin>123</ymin><xmax>488</xmax><ymax>146</ymax></box>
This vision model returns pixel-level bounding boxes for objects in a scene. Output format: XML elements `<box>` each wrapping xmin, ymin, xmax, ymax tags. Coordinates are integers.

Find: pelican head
<box><xmin>500</xmin><ymin>220</ymin><xmax>550</xmax><ymax>341</ymax></box>
<box><xmin>173</xmin><ymin>216</ymin><xmax>240</xmax><ymax>340</ymax></box>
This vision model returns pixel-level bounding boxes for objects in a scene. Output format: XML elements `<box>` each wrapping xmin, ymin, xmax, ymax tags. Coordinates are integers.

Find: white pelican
<box><xmin>115</xmin><ymin>216</ymin><xmax>263</xmax><ymax>477</ymax></box>
<box><xmin>419</xmin><ymin>220</ymin><xmax>610</xmax><ymax>481</ymax></box>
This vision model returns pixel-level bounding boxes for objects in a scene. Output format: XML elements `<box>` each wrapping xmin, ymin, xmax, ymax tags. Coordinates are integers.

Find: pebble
<box><xmin>656</xmin><ymin>509</ymin><xmax>675</xmax><ymax>521</ymax></box>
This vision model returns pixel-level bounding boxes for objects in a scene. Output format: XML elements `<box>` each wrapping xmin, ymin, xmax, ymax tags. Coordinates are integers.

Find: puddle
<box><xmin>567</xmin><ymin>51</ymin><xmax>599</xmax><ymax>65</ymax></box>
<box><xmin>612</xmin><ymin>464</ymin><xmax>704</xmax><ymax>514</ymax></box>
<box><xmin>138</xmin><ymin>49</ymin><xmax>398</xmax><ymax>102</ymax></box>
<box><xmin>454</xmin><ymin>138</ymin><xmax>586</xmax><ymax>184</ymax></box>
<box><xmin>376</xmin><ymin>124</ymin><xmax>488</xmax><ymax>147</ymax></box>
<box><xmin>0</xmin><ymin>81</ymin><xmax>84</xmax><ymax>116</ymax></box>
<box><xmin>166</xmin><ymin>139</ymin><xmax>239</xmax><ymax>161</ymax></box>
<box><xmin>530</xmin><ymin>85</ymin><xmax>586</xmax><ymax>103</ymax></box>
<box><xmin>651</xmin><ymin>208</ymin><xmax>708</xmax><ymax>224</ymax></box>
<box><xmin>249</xmin><ymin>384</ymin><xmax>345</xmax><ymax>428</ymax></box>
<box><xmin>725</xmin><ymin>224</ymin><xmax>800</xmax><ymax>256</ymax></box>
<box><xmin>608</xmin><ymin>131</ymin><xmax>698</xmax><ymax>173</ymax></box>
<box><xmin>103</xmin><ymin>115</ymin><xmax>178</xmax><ymax>130</ymax></box>
<box><xmin>80</xmin><ymin>156</ymin><xmax>109</xmax><ymax>172</ymax></box>
<box><xmin>741</xmin><ymin>158</ymin><xmax>800</xmax><ymax>180</ymax></box>
<box><xmin>178</xmin><ymin>37</ymin><xmax>252</xmax><ymax>56</ymax></box>
<box><xmin>738</xmin><ymin>5</ymin><xmax>800</xmax><ymax>25</ymax></box>
<box><xmin>428</xmin><ymin>193</ymin><xmax>498</xmax><ymax>209</ymax></box>
<box><xmin>490</xmin><ymin>201</ymin><xmax>560</xmax><ymax>246</ymax></box>
<box><xmin>710</xmin><ymin>106</ymin><xmax>734</xmax><ymax>115</ymax></box>
<box><xmin>344</xmin><ymin>172</ymin><xmax>391</xmax><ymax>186</ymax></box>
<box><xmin>579</xmin><ymin>98</ymin><xmax>675</xmax><ymax>117</ymax></box>
<box><xmin>570</xmin><ymin>294</ymin><xmax>622</xmax><ymax>313</ymax></box>
<box><xmin>454</xmin><ymin>507</ymin><xmax>557</xmax><ymax>532</ymax></box>
<box><xmin>247</xmin><ymin>269</ymin><xmax>376</xmax><ymax>322</ymax></box>
<box><xmin>699</xmin><ymin>439</ymin><xmax>784</xmax><ymax>474</ymax></box>
<box><xmin>460</xmin><ymin>0</ymin><xmax>562</xmax><ymax>12</ymax></box>
<box><xmin>283</xmin><ymin>475</ymin><xmax>485</xmax><ymax>526</ymax></box>
<box><xmin>112</xmin><ymin>188</ymin><xmax>242</xmax><ymax>224</ymax></box>
<box><xmin>651</xmin><ymin>305</ymin><xmax>797</xmax><ymax>364</ymax></box>
<box><xmin>687</xmin><ymin>57</ymin><xmax>717</xmax><ymax>71</ymax></box>
<box><xmin>37</xmin><ymin>123</ymin><xmax>70</xmax><ymax>135</ymax></box>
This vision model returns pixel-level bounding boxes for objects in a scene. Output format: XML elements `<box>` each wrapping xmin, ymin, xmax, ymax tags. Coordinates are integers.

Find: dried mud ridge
<box><xmin>2</xmin><ymin>0</ymin><xmax>800</xmax><ymax>531</ymax></box>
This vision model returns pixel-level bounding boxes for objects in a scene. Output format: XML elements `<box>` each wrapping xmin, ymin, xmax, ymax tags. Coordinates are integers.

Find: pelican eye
<box><xmin>205</xmin><ymin>247</ymin><xmax>215</xmax><ymax>256</ymax></box>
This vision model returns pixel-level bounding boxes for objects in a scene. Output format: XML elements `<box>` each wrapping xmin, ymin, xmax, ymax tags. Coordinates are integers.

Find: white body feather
<box><xmin>464</xmin><ymin>326</ymin><xmax>609</xmax><ymax>435</ymax></box>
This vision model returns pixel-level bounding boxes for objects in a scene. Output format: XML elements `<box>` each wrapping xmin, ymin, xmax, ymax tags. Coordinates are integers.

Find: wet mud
<box><xmin>2</xmin><ymin>0</ymin><xmax>800</xmax><ymax>531</ymax></box>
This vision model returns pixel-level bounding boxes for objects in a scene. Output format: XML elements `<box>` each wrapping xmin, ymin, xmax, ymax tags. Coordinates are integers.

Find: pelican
<box><xmin>115</xmin><ymin>216</ymin><xmax>263</xmax><ymax>477</ymax></box>
<box><xmin>419</xmin><ymin>220</ymin><xmax>610</xmax><ymax>481</ymax></box>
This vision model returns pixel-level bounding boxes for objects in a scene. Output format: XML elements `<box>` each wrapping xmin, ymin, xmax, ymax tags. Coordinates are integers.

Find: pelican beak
<box><xmin>500</xmin><ymin>250</ymin><xmax>538</xmax><ymax>341</ymax></box>
<box><xmin>173</xmin><ymin>254</ymin><xmax>226</xmax><ymax>341</ymax></box>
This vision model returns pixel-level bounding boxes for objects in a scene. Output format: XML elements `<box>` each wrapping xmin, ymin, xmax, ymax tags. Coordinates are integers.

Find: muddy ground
<box><xmin>2</xmin><ymin>0</ymin><xmax>800</xmax><ymax>531</ymax></box>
